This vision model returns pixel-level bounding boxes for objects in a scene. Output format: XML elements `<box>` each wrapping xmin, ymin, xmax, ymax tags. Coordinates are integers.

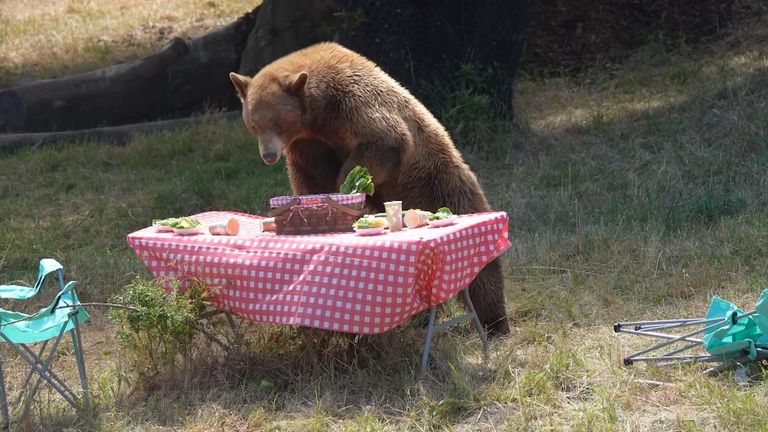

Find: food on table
<box><xmin>152</xmin><ymin>217</ymin><xmax>179</xmax><ymax>227</ymax></box>
<box><xmin>425</xmin><ymin>207</ymin><xmax>457</xmax><ymax>227</ymax></box>
<box><xmin>339</xmin><ymin>165</ymin><xmax>375</xmax><ymax>196</ymax></box>
<box><xmin>428</xmin><ymin>207</ymin><xmax>454</xmax><ymax>221</ymax></box>
<box><xmin>152</xmin><ymin>217</ymin><xmax>202</xmax><ymax>230</ymax></box>
<box><xmin>352</xmin><ymin>215</ymin><xmax>388</xmax><ymax>230</ymax></box>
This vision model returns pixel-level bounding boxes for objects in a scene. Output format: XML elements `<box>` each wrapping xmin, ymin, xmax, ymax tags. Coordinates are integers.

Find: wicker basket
<box><xmin>267</xmin><ymin>193</ymin><xmax>365</xmax><ymax>235</ymax></box>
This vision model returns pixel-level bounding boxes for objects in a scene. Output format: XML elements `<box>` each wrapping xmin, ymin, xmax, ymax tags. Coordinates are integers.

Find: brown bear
<box><xmin>229</xmin><ymin>42</ymin><xmax>509</xmax><ymax>336</ymax></box>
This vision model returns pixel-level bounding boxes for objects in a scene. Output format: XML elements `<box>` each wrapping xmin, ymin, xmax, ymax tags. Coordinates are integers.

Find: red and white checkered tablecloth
<box><xmin>127</xmin><ymin>211</ymin><xmax>511</xmax><ymax>334</ymax></box>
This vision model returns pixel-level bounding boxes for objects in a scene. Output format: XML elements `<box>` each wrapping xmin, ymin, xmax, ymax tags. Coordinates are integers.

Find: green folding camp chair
<box><xmin>614</xmin><ymin>289</ymin><xmax>768</xmax><ymax>367</ymax></box>
<box><xmin>0</xmin><ymin>259</ymin><xmax>64</xmax><ymax>301</ymax></box>
<box><xmin>0</xmin><ymin>280</ymin><xmax>90</xmax><ymax>428</ymax></box>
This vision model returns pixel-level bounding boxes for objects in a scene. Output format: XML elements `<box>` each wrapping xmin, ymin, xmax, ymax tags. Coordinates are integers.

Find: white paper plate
<box><xmin>173</xmin><ymin>227</ymin><xmax>204</xmax><ymax>236</ymax></box>
<box><xmin>354</xmin><ymin>227</ymin><xmax>386</xmax><ymax>236</ymax></box>
<box><xmin>427</xmin><ymin>218</ymin><xmax>456</xmax><ymax>227</ymax></box>
<box><xmin>154</xmin><ymin>225</ymin><xmax>174</xmax><ymax>233</ymax></box>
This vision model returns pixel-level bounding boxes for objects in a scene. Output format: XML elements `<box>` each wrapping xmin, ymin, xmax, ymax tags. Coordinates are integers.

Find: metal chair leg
<box><xmin>18</xmin><ymin>324</ymin><xmax>76</xmax><ymax>419</ymax></box>
<box><xmin>71</xmin><ymin>314</ymin><xmax>90</xmax><ymax>408</ymax></box>
<box><xmin>14</xmin><ymin>340</ymin><xmax>49</xmax><ymax>408</ymax></box>
<box><xmin>18</xmin><ymin>344</ymin><xmax>78</xmax><ymax>404</ymax></box>
<box><xmin>0</xmin><ymin>358</ymin><xmax>9</xmax><ymax>429</ymax></box>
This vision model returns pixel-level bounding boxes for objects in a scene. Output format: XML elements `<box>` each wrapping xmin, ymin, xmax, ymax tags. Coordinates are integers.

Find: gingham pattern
<box><xmin>269</xmin><ymin>193</ymin><xmax>366</xmax><ymax>208</ymax></box>
<box><xmin>127</xmin><ymin>211</ymin><xmax>511</xmax><ymax>334</ymax></box>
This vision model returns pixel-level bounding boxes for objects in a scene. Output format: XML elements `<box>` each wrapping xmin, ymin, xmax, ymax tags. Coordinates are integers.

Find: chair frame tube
<box><xmin>0</xmin><ymin>308</ymin><xmax>89</xmax><ymax>428</ymax></box>
<box><xmin>615</xmin><ymin>311</ymin><xmax>759</xmax><ymax>366</ymax></box>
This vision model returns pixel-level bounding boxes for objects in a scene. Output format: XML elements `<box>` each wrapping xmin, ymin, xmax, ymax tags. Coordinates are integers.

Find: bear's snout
<box><xmin>256</xmin><ymin>131</ymin><xmax>284</xmax><ymax>165</ymax></box>
<box><xmin>261</xmin><ymin>152</ymin><xmax>280</xmax><ymax>165</ymax></box>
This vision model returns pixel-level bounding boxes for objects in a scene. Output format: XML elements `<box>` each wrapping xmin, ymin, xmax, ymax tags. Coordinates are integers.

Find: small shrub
<box><xmin>108</xmin><ymin>277</ymin><xmax>209</xmax><ymax>388</ymax></box>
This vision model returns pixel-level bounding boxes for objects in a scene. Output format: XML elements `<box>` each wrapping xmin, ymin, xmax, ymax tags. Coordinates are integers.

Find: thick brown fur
<box><xmin>230</xmin><ymin>42</ymin><xmax>509</xmax><ymax>336</ymax></box>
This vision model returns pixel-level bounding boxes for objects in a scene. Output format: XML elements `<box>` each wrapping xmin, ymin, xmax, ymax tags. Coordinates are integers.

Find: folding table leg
<box><xmin>419</xmin><ymin>289</ymin><xmax>492</xmax><ymax>377</ymax></box>
<box><xmin>420</xmin><ymin>307</ymin><xmax>438</xmax><ymax>377</ymax></box>
<box><xmin>461</xmin><ymin>289</ymin><xmax>490</xmax><ymax>355</ymax></box>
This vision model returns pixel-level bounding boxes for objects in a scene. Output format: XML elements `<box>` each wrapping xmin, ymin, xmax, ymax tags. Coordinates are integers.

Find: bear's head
<box><xmin>229</xmin><ymin>71</ymin><xmax>308</xmax><ymax>165</ymax></box>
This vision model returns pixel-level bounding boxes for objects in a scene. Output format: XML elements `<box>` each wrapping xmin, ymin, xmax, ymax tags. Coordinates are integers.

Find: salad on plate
<box><xmin>152</xmin><ymin>217</ymin><xmax>203</xmax><ymax>235</ymax></box>
<box><xmin>352</xmin><ymin>215</ymin><xmax>388</xmax><ymax>236</ymax></box>
<box><xmin>427</xmin><ymin>207</ymin><xmax>456</xmax><ymax>227</ymax></box>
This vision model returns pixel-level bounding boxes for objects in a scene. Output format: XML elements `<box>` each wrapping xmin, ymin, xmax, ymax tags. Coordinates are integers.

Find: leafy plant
<box><xmin>109</xmin><ymin>277</ymin><xmax>209</xmax><ymax>387</ymax></box>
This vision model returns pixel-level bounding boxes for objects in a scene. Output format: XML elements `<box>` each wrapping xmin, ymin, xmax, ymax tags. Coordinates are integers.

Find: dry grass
<box><xmin>2</xmin><ymin>1</ymin><xmax>768</xmax><ymax>430</ymax></box>
<box><xmin>0</xmin><ymin>0</ymin><xmax>257</xmax><ymax>88</ymax></box>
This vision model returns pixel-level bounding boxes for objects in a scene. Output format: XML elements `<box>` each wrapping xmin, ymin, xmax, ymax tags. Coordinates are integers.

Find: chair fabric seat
<box><xmin>0</xmin><ymin>286</ymin><xmax>89</xmax><ymax>344</ymax></box>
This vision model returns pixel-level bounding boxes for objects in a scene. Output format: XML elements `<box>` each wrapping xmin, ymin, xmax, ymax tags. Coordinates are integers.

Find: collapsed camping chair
<box><xmin>0</xmin><ymin>260</ymin><xmax>89</xmax><ymax>428</ymax></box>
<box><xmin>614</xmin><ymin>289</ymin><xmax>768</xmax><ymax>368</ymax></box>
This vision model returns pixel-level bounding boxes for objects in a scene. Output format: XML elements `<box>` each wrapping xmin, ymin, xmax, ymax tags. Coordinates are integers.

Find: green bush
<box><xmin>109</xmin><ymin>277</ymin><xmax>209</xmax><ymax>387</ymax></box>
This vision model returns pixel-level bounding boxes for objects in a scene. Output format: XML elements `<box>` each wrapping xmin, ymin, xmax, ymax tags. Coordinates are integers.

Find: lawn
<box><xmin>2</xmin><ymin>1</ymin><xmax>768</xmax><ymax>431</ymax></box>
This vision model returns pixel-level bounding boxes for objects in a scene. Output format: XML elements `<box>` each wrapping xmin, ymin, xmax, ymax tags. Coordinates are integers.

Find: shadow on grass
<box><xmin>491</xmin><ymin>66</ymin><xmax>768</xmax><ymax>237</ymax></box>
<box><xmin>97</xmin><ymin>314</ymin><xmax>495</xmax><ymax>430</ymax></box>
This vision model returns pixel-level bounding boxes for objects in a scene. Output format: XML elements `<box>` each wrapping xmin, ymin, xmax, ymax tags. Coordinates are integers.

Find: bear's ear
<box><xmin>285</xmin><ymin>71</ymin><xmax>308</xmax><ymax>95</ymax></box>
<box><xmin>229</xmin><ymin>72</ymin><xmax>251</xmax><ymax>101</ymax></box>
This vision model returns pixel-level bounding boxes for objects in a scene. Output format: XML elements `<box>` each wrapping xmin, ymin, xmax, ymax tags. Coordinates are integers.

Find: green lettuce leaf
<box><xmin>428</xmin><ymin>207</ymin><xmax>454</xmax><ymax>221</ymax></box>
<box><xmin>340</xmin><ymin>166</ymin><xmax>375</xmax><ymax>196</ymax></box>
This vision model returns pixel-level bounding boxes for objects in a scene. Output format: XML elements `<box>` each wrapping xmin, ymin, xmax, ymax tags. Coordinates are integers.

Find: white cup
<box><xmin>256</xmin><ymin>217</ymin><xmax>276</xmax><ymax>233</ymax></box>
<box><xmin>384</xmin><ymin>201</ymin><xmax>403</xmax><ymax>232</ymax></box>
<box><xmin>208</xmin><ymin>218</ymin><xmax>240</xmax><ymax>235</ymax></box>
<box><xmin>404</xmin><ymin>209</ymin><xmax>431</xmax><ymax>228</ymax></box>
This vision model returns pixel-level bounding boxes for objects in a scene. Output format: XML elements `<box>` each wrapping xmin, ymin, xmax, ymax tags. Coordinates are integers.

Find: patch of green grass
<box><xmin>4</xmin><ymin>4</ymin><xmax>768</xmax><ymax>431</ymax></box>
<box><xmin>0</xmin><ymin>112</ymin><xmax>289</xmax><ymax>301</ymax></box>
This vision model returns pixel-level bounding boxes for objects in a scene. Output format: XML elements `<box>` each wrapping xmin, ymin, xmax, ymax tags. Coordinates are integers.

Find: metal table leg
<box><xmin>420</xmin><ymin>308</ymin><xmax>439</xmax><ymax>376</ymax></box>
<box><xmin>420</xmin><ymin>289</ymin><xmax>490</xmax><ymax>377</ymax></box>
<box><xmin>462</xmin><ymin>288</ymin><xmax>490</xmax><ymax>355</ymax></box>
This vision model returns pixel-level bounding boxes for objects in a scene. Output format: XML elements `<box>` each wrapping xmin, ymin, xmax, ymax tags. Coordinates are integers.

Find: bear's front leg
<box><xmin>336</xmin><ymin>139</ymin><xmax>401</xmax><ymax>193</ymax></box>
<box><xmin>336</xmin><ymin>139</ymin><xmax>402</xmax><ymax>213</ymax></box>
<box><xmin>284</xmin><ymin>139</ymin><xmax>343</xmax><ymax>195</ymax></box>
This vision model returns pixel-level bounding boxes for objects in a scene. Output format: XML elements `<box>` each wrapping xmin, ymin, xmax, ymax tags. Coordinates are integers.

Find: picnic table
<box><xmin>127</xmin><ymin>210</ymin><xmax>511</xmax><ymax>373</ymax></box>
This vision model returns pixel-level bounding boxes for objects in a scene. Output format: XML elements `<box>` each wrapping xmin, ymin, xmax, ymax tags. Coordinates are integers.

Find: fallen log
<box><xmin>0</xmin><ymin>9</ymin><xmax>258</xmax><ymax>133</ymax></box>
<box><xmin>0</xmin><ymin>38</ymin><xmax>189</xmax><ymax>133</ymax></box>
<box><xmin>0</xmin><ymin>112</ymin><xmax>240</xmax><ymax>155</ymax></box>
